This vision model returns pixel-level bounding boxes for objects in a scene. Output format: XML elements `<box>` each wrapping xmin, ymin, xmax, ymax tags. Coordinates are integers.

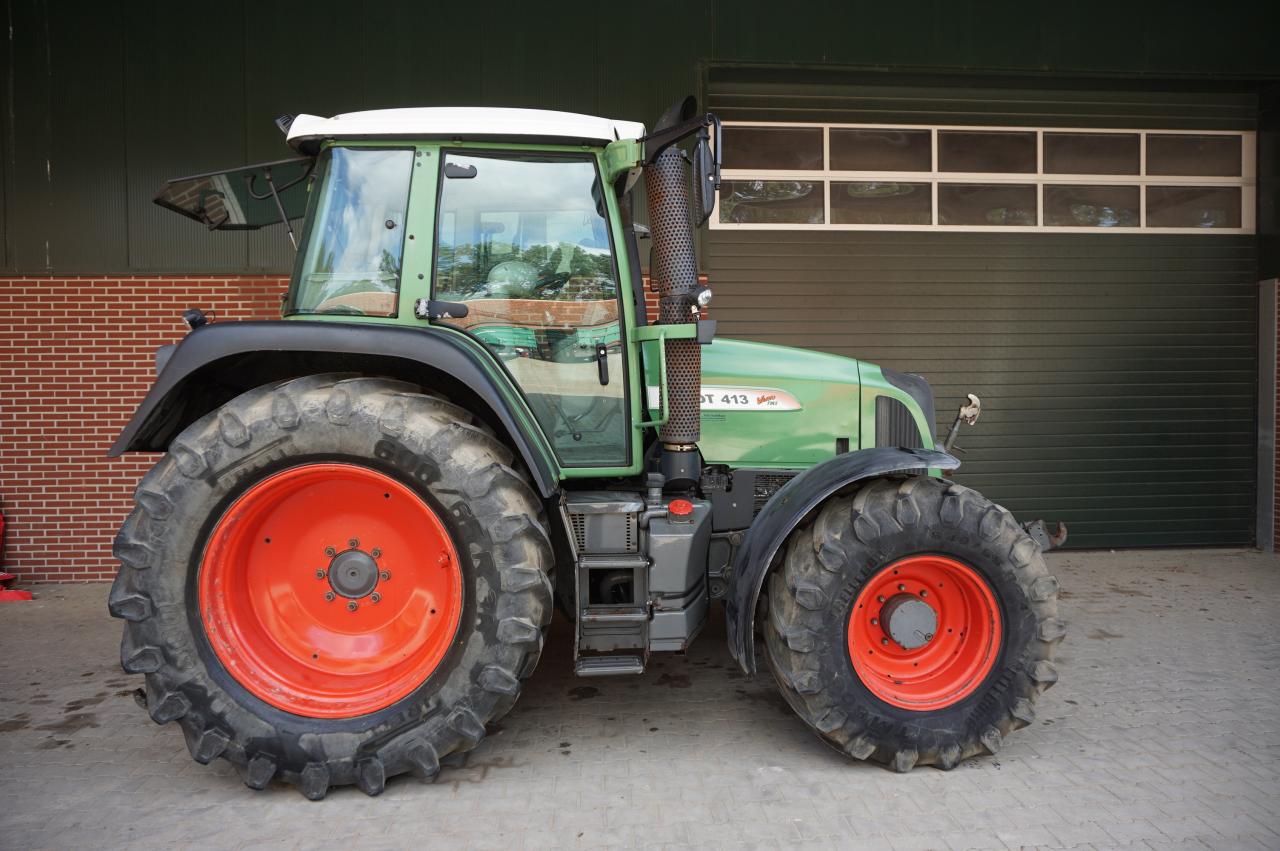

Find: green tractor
<box><xmin>110</xmin><ymin>99</ymin><xmax>1064</xmax><ymax>799</ymax></box>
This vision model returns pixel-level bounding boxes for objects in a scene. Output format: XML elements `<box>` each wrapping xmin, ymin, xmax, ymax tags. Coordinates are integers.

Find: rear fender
<box><xmin>107</xmin><ymin>320</ymin><xmax>560</xmax><ymax>497</ymax></box>
<box><xmin>724</xmin><ymin>447</ymin><xmax>959</xmax><ymax>674</ymax></box>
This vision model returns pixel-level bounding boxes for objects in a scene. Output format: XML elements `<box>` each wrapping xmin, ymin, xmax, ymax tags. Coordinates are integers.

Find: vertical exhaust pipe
<box><xmin>645</xmin><ymin>98</ymin><xmax>702</xmax><ymax>486</ymax></box>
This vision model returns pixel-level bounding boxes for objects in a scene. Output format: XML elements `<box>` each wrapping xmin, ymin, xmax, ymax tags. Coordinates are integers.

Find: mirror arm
<box><xmin>640</xmin><ymin>112</ymin><xmax>721</xmax><ymax>178</ymax></box>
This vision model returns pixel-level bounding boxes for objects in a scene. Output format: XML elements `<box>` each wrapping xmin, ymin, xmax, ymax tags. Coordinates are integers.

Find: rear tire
<box><xmin>108</xmin><ymin>374</ymin><xmax>554</xmax><ymax>798</ymax></box>
<box><xmin>764</xmin><ymin>475</ymin><xmax>1064</xmax><ymax>772</ymax></box>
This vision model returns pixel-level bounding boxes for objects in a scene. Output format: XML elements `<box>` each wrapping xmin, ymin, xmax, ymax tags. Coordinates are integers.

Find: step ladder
<box><xmin>573</xmin><ymin>555</ymin><xmax>651</xmax><ymax>677</ymax></box>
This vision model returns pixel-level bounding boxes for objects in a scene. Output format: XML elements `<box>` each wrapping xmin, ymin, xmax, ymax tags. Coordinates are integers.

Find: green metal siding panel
<box><xmin>1261</xmin><ymin>84</ymin><xmax>1279</xmax><ymax>280</ymax></box>
<box><xmin>708</xmin><ymin>0</ymin><xmax>1278</xmax><ymax>78</ymax></box>
<box><xmin>47</xmin><ymin>2</ymin><xmax>129</xmax><ymax>272</ymax></box>
<box><xmin>0</xmin><ymin>13</ymin><xmax>8</xmax><ymax>271</ymax></box>
<box><xmin>240</xmin><ymin>0</ymin><xmax>370</xmax><ymax>273</ymax></box>
<box><xmin>708</xmin><ymin>71</ymin><xmax>1261</xmax><ymax>130</ymax></box>
<box><xmin>121</xmin><ymin>4</ymin><xmax>250</xmax><ymax>272</ymax></box>
<box><xmin>707</xmin><ymin>230</ymin><xmax>1258</xmax><ymax>548</ymax></box>
<box><xmin>2</xmin><ymin>0</ymin><xmax>1278</xmax><ymax>275</ymax></box>
<box><xmin>7</xmin><ymin>0</ymin><xmax>54</xmax><ymax>272</ymax></box>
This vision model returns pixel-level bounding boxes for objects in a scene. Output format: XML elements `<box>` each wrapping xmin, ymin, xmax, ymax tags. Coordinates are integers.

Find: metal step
<box><xmin>574</xmin><ymin>655</ymin><xmax>645</xmax><ymax>677</ymax></box>
<box><xmin>579</xmin><ymin>606</ymin><xmax>649</xmax><ymax>624</ymax></box>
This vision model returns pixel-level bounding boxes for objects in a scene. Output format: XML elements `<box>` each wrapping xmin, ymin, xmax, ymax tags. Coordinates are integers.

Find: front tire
<box><xmin>108</xmin><ymin>374</ymin><xmax>554</xmax><ymax>798</ymax></box>
<box><xmin>764</xmin><ymin>475</ymin><xmax>1064</xmax><ymax>772</ymax></box>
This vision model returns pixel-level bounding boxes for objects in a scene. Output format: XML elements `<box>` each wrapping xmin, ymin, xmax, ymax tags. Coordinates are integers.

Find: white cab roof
<box><xmin>287</xmin><ymin>107</ymin><xmax>646</xmax><ymax>150</ymax></box>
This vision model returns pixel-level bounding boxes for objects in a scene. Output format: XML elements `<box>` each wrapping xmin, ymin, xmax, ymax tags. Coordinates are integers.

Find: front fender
<box><xmin>107</xmin><ymin>320</ymin><xmax>560</xmax><ymax>497</ymax></box>
<box><xmin>725</xmin><ymin>447</ymin><xmax>959</xmax><ymax>674</ymax></box>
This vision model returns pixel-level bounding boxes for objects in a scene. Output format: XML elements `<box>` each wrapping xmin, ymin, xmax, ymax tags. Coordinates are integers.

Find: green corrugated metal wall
<box><xmin>707</xmin><ymin>232</ymin><xmax>1257</xmax><ymax>547</ymax></box>
<box><xmin>2</xmin><ymin>1</ymin><xmax>1275</xmax><ymax>548</ymax></box>
<box><xmin>708</xmin><ymin>74</ymin><xmax>1259</xmax><ymax>547</ymax></box>
<box><xmin>3</xmin><ymin>0</ymin><xmax>1278</xmax><ymax>275</ymax></box>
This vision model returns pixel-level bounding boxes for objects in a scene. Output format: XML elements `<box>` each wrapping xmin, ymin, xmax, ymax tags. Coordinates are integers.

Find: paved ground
<box><xmin>1</xmin><ymin>548</ymin><xmax>1277</xmax><ymax>851</ymax></box>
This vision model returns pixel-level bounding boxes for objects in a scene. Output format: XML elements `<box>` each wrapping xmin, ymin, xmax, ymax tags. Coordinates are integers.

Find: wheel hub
<box><xmin>847</xmin><ymin>555</ymin><xmax>1003</xmax><ymax>711</ymax></box>
<box><xmin>881</xmin><ymin>594</ymin><xmax>936</xmax><ymax>649</ymax></box>
<box><xmin>328</xmin><ymin>549</ymin><xmax>379</xmax><ymax>599</ymax></box>
<box><xmin>197</xmin><ymin>463</ymin><xmax>464</xmax><ymax>719</ymax></box>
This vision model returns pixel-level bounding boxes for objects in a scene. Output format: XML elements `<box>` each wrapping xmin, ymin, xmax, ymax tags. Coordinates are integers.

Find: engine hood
<box><xmin>646</xmin><ymin>337</ymin><xmax>863</xmax><ymax>469</ymax></box>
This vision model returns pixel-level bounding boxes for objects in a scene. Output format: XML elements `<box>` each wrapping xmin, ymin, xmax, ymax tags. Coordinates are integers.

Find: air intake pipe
<box><xmin>644</xmin><ymin>97</ymin><xmax>711</xmax><ymax>486</ymax></box>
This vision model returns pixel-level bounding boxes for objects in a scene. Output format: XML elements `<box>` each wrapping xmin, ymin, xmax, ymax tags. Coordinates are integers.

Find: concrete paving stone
<box><xmin>886</xmin><ymin>832</ymin><xmax>956</xmax><ymax>851</ymax></box>
<box><xmin>1194</xmin><ymin>811</ymin><xmax>1280</xmax><ymax>841</ymax></box>
<box><xmin>2</xmin><ymin>549</ymin><xmax>1279</xmax><ymax>849</ymax></box>
<box><xmin>1149</xmin><ymin>817</ymin><xmax>1220</xmax><ymax>843</ymax></box>
<box><xmin>824</xmin><ymin>836</ymin><xmax>897</xmax><ymax>851</ymax></box>
<box><xmin>1047</xmin><ymin>820</ymin><xmax>1118</xmax><ymax>847</ymax></box>
<box><xmin>793</xmin><ymin>813</ymin><xmax>858</xmax><ymax>841</ymax></box>
<box><xmin>993</xmin><ymin>824</ymin><xmax>1065</xmax><ymax>848</ymax></box>
<box><xmin>1146</xmin><ymin>841</ymin><xmax>1214</xmax><ymax>851</ymax></box>
<box><xmin>941</xmin><ymin>832</ymin><xmax>1006</xmax><ymax>851</ymax></box>
<box><xmin>1099</xmin><ymin>820</ymin><xmax>1165</xmax><ymax>844</ymax></box>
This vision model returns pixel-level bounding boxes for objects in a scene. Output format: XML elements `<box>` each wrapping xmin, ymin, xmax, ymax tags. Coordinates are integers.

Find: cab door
<box><xmin>430</xmin><ymin>150</ymin><xmax>629</xmax><ymax>468</ymax></box>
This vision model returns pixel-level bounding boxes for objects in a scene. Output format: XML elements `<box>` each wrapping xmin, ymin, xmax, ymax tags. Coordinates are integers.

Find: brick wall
<box><xmin>0</xmin><ymin>273</ymin><xmax>698</xmax><ymax>583</ymax></box>
<box><xmin>0</xmin><ymin>276</ymin><xmax>287</xmax><ymax>582</ymax></box>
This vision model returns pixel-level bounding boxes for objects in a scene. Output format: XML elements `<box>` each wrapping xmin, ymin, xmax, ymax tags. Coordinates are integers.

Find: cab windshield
<box><xmin>288</xmin><ymin>147</ymin><xmax>414</xmax><ymax>317</ymax></box>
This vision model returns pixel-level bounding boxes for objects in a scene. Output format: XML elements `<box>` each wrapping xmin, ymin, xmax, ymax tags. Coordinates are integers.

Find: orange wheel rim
<box><xmin>198</xmin><ymin>463</ymin><xmax>463</xmax><ymax>719</ymax></box>
<box><xmin>847</xmin><ymin>555</ymin><xmax>1001</xmax><ymax>711</ymax></box>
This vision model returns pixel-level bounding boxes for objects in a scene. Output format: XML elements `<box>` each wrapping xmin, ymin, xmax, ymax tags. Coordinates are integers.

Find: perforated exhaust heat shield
<box><xmin>645</xmin><ymin>145</ymin><xmax>700</xmax><ymax>446</ymax></box>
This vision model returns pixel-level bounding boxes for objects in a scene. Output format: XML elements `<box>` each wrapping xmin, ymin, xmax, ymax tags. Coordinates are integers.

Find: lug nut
<box><xmin>437</xmin><ymin>552</ymin><xmax>450</xmax><ymax>567</ymax></box>
<box><xmin>876</xmin><ymin>595</ymin><xmax>885</xmax><ymax>603</ymax></box>
<box><xmin>370</xmin><ymin>592</ymin><xmax>381</xmax><ymax>604</ymax></box>
<box><xmin>324</xmin><ymin>591</ymin><xmax>335</xmax><ymax>602</ymax></box>
<box><xmin>347</xmin><ymin>601</ymin><xmax>358</xmax><ymax>612</ymax></box>
<box><xmin>371</xmin><ymin>548</ymin><xmax>382</xmax><ymax>559</ymax></box>
<box><xmin>898</xmin><ymin>584</ymin><xmax>906</xmax><ymax>591</ymax></box>
<box><xmin>324</xmin><ymin>546</ymin><xmax>337</xmax><ymax>557</ymax></box>
<box><xmin>348</xmin><ymin>538</ymin><xmax>360</xmax><ymax>549</ymax></box>
<box><xmin>920</xmin><ymin>589</ymin><xmax>928</xmax><ymax>597</ymax></box>
<box><xmin>380</xmin><ymin>570</ymin><xmax>391</xmax><ymax>581</ymax></box>
<box><xmin>315</xmin><ymin>569</ymin><xmax>326</xmax><ymax>579</ymax></box>
<box><xmin>870</xmin><ymin>617</ymin><xmax>878</xmax><ymax>625</ymax></box>
<box><xmin>880</xmin><ymin>637</ymin><xmax>889</xmax><ymax>646</ymax></box>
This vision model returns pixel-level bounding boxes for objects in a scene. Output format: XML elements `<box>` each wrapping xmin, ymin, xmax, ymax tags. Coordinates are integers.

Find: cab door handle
<box><xmin>596</xmin><ymin>344</ymin><xmax>610</xmax><ymax>386</ymax></box>
<box><xmin>413</xmin><ymin>298</ymin><xmax>469</xmax><ymax>320</ymax></box>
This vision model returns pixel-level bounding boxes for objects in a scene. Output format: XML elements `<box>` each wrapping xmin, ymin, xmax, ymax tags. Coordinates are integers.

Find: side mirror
<box><xmin>691</xmin><ymin>138</ymin><xmax>715</xmax><ymax>226</ymax></box>
<box><xmin>689</xmin><ymin>116</ymin><xmax>721</xmax><ymax>227</ymax></box>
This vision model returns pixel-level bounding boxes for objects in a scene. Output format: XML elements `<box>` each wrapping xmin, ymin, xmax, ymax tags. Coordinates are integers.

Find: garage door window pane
<box><xmin>1044</xmin><ymin>185</ymin><xmax>1139</xmax><ymax>227</ymax></box>
<box><xmin>1146</xmin><ymin>135</ymin><xmax>1242</xmax><ymax>176</ymax></box>
<box><xmin>831</xmin><ymin>182</ymin><xmax>930</xmax><ymax>225</ymax></box>
<box><xmin>718</xmin><ymin>180</ymin><xmax>823</xmax><ymax>224</ymax></box>
<box><xmin>938</xmin><ymin>184</ymin><xmax>1036</xmax><ymax>226</ymax></box>
<box><xmin>1146</xmin><ymin>186</ymin><xmax>1242</xmax><ymax>228</ymax></box>
<box><xmin>938</xmin><ymin>131</ymin><xmax>1036</xmax><ymax>173</ymax></box>
<box><xmin>830</xmin><ymin>129</ymin><xmax>931</xmax><ymax>172</ymax></box>
<box><xmin>721</xmin><ymin>127</ymin><xmax>824</xmax><ymax>170</ymax></box>
<box><xmin>1044</xmin><ymin>133</ymin><xmax>1139</xmax><ymax>175</ymax></box>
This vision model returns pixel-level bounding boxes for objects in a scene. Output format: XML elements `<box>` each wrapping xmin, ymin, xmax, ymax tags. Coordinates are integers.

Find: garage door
<box><xmin>706</xmin><ymin>72</ymin><xmax>1259</xmax><ymax>548</ymax></box>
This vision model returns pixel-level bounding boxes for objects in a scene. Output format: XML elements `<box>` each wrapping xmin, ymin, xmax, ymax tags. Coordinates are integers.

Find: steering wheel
<box><xmin>486</xmin><ymin>260</ymin><xmax>538</xmax><ymax>292</ymax></box>
<box><xmin>533</xmin><ymin>271</ymin><xmax>572</xmax><ymax>293</ymax></box>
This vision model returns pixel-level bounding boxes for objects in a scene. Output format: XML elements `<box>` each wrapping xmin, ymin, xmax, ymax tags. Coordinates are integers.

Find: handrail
<box><xmin>634</xmin><ymin>329</ymin><xmax>669</xmax><ymax>429</ymax></box>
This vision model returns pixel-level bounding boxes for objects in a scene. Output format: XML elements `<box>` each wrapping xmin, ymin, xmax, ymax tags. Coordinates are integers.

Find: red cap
<box><xmin>668</xmin><ymin>499</ymin><xmax>694</xmax><ymax>516</ymax></box>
